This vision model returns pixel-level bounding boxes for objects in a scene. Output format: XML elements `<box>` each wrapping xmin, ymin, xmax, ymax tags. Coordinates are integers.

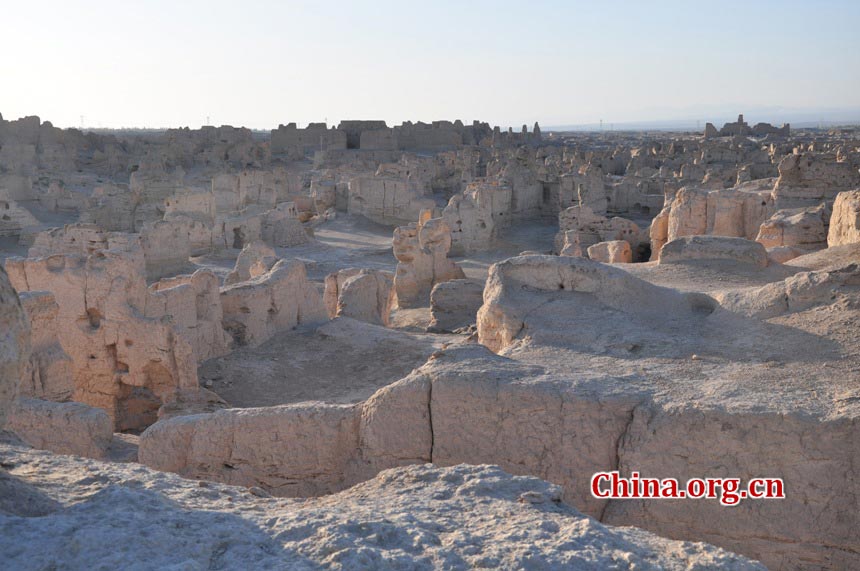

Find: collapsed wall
<box><xmin>443</xmin><ymin>180</ymin><xmax>512</xmax><ymax>255</ymax></box>
<box><xmin>427</xmin><ymin>278</ymin><xmax>484</xmax><ymax>332</ymax></box>
<box><xmin>7</xmin><ymin>397</ymin><xmax>113</xmax><ymax>459</ymax></box>
<box><xmin>0</xmin><ymin>265</ymin><xmax>29</xmax><ymax>427</ymax></box>
<box><xmin>140</xmin><ymin>338</ymin><xmax>859</xmax><ymax>569</ymax></box>
<box><xmin>17</xmin><ymin>291</ymin><xmax>74</xmax><ymax>401</ymax></box>
<box><xmin>139</xmin><ymin>368</ymin><xmax>431</xmax><ymax>495</ymax></box>
<box><xmin>323</xmin><ymin>268</ymin><xmax>394</xmax><ymax>326</ymax></box>
<box><xmin>772</xmin><ymin>152</ymin><xmax>860</xmax><ymax>210</ymax></box>
<box><xmin>0</xmin><ymin>191</ymin><xmax>39</xmax><ymax>237</ymax></box>
<box><xmin>755</xmin><ymin>203</ymin><xmax>829</xmax><ymax>251</ymax></box>
<box><xmin>828</xmin><ymin>189</ymin><xmax>860</xmax><ymax>247</ymax></box>
<box><xmin>141</xmin><ymin>254</ymin><xmax>860</xmax><ymax>569</ymax></box>
<box><xmin>5</xmin><ymin>246</ymin><xmax>198</xmax><ymax>431</ymax></box>
<box><xmin>220</xmin><ymin>259</ymin><xmax>327</xmax><ymax>347</ymax></box>
<box><xmin>665</xmin><ymin>185</ymin><xmax>772</xmax><ymax>244</ymax></box>
<box><xmin>146</xmin><ymin>270</ymin><xmax>232</xmax><ymax>362</ymax></box>
<box><xmin>393</xmin><ymin>214</ymin><xmax>465</xmax><ymax>308</ymax></box>
<box><xmin>0</xmin><ymin>254</ymin><xmax>120</xmax><ymax>460</ymax></box>
<box><xmin>650</xmin><ymin>158</ymin><xmax>859</xmax><ymax>259</ymax></box>
<box><xmin>347</xmin><ymin>176</ymin><xmax>435</xmax><ymax>226</ymax></box>
<box><xmin>478</xmin><ymin>255</ymin><xmax>689</xmax><ymax>352</ymax></box>
<box><xmin>658</xmin><ymin>236</ymin><xmax>768</xmax><ymax>267</ymax></box>
<box><xmin>224</xmin><ymin>241</ymin><xmax>278</xmax><ymax>285</ymax></box>
<box><xmin>554</xmin><ymin>206</ymin><xmax>643</xmax><ymax>258</ymax></box>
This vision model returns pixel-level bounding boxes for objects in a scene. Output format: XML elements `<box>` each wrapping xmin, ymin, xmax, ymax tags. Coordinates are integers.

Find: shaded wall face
<box><xmin>0</xmin><ymin>265</ymin><xmax>30</xmax><ymax>429</ymax></box>
<box><xmin>271</xmin><ymin>127</ymin><xmax>347</xmax><ymax>155</ymax></box>
<box><xmin>4</xmin><ymin>253</ymin><xmax>197</xmax><ymax>432</ymax></box>
<box><xmin>338</xmin><ymin>121</ymin><xmax>388</xmax><ymax>149</ymax></box>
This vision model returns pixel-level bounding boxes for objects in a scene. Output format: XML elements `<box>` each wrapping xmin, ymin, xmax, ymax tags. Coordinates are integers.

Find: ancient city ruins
<box><xmin>1</xmin><ymin>110</ymin><xmax>859</xmax><ymax>570</ymax></box>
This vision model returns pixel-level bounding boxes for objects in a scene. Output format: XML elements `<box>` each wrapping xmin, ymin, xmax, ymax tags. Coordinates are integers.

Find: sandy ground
<box><xmin>199</xmin><ymin>318</ymin><xmax>460</xmax><ymax>408</ymax></box>
<box><xmin>621</xmin><ymin>258</ymin><xmax>798</xmax><ymax>292</ymax></box>
<box><xmin>187</xmin><ymin>214</ymin><xmax>398</xmax><ymax>285</ymax></box>
<box><xmin>190</xmin><ymin>216</ymin><xmax>558</xmax><ymax>409</ymax></box>
<box><xmin>492</xmin><ymin>252</ymin><xmax>860</xmax><ymax>419</ymax></box>
<box><xmin>0</xmin><ymin>443</ymin><xmax>763</xmax><ymax>571</ymax></box>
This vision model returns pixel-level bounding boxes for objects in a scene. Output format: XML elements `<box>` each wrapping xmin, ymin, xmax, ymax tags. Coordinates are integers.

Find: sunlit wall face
<box><xmin>1</xmin><ymin>0</ymin><xmax>857</xmax><ymax>129</ymax></box>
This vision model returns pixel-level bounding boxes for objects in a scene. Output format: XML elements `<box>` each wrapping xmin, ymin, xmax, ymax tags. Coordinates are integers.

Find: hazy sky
<box><xmin>2</xmin><ymin>0</ymin><xmax>858</xmax><ymax>129</ymax></box>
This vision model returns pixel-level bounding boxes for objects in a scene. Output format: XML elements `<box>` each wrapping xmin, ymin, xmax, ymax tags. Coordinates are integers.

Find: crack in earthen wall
<box><xmin>599</xmin><ymin>404</ymin><xmax>638</xmax><ymax>522</ymax></box>
<box><xmin>427</xmin><ymin>375</ymin><xmax>435</xmax><ymax>463</ymax></box>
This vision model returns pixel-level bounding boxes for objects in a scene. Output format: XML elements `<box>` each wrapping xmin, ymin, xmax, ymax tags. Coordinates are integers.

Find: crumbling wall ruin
<box><xmin>220</xmin><ymin>259</ymin><xmax>327</xmax><ymax>347</ymax></box>
<box><xmin>0</xmin><ymin>191</ymin><xmax>39</xmax><ymax>237</ymax></box>
<box><xmin>271</xmin><ymin>123</ymin><xmax>347</xmax><ymax>157</ymax></box>
<box><xmin>323</xmin><ymin>268</ymin><xmax>394</xmax><ymax>327</ymax></box>
<box><xmin>828</xmin><ymin>189</ymin><xmax>860</xmax><ymax>247</ymax></box>
<box><xmin>145</xmin><ymin>270</ymin><xmax>232</xmax><ymax>362</ymax></box>
<box><xmin>393</xmin><ymin>214</ymin><xmax>465</xmax><ymax>308</ymax></box>
<box><xmin>442</xmin><ymin>180</ymin><xmax>512</xmax><ymax>254</ymax></box>
<box><xmin>772</xmin><ymin>152</ymin><xmax>860</xmax><ymax>209</ymax></box>
<box><xmin>347</xmin><ymin>176</ymin><xmax>436</xmax><ymax>226</ymax></box>
<box><xmin>0</xmin><ymin>265</ymin><xmax>29</xmax><ymax>428</ymax></box>
<box><xmin>5</xmin><ymin>247</ymin><xmax>198</xmax><ymax>431</ymax></box>
<box><xmin>16</xmin><ymin>291</ymin><xmax>74</xmax><ymax>401</ymax></box>
<box><xmin>554</xmin><ymin>206</ymin><xmax>643</xmax><ymax>257</ymax></box>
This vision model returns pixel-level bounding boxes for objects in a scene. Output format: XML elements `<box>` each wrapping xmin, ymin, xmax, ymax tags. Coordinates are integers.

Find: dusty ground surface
<box><xmin>199</xmin><ymin>317</ymin><xmax>458</xmax><ymax>408</ymax></box>
<box><xmin>188</xmin><ymin>215</ymin><xmax>556</xmax><ymax>408</ymax></box>
<box><xmin>209</xmin><ymin>214</ymin><xmax>558</xmax><ymax>284</ymax></box>
<box><xmin>498</xmin><ymin>255</ymin><xmax>860</xmax><ymax>418</ymax></box>
<box><xmin>190</xmin><ymin>214</ymin><xmax>399</xmax><ymax>285</ymax></box>
<box><xmin>621</xmin><ymin>258</ymin><xmax>799</xmax><ymax>292</ymax></box>
<box><xmin>454</xmin><ymin>220</ymin><xmax>560</xmax><ymax>280</ymax></box>
<box><xmin>0</xmin><ymin>442</ymin><xmax>764</xmax><ymax>571</ymax></box>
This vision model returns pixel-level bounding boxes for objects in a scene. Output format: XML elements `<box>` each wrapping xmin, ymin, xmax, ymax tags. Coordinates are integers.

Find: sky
<box><xmin>1</xmin><ymin>0</ymin><xmax>858</xmax><ymax>130</ymax></box>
